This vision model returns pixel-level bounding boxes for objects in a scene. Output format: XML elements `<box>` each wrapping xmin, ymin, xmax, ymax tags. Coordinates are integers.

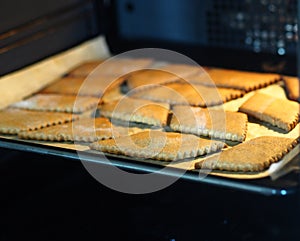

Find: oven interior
<box><xmin>0</xmin><ymin>1</ymin><xmax>300</xmax><ymax>240</ymax></box>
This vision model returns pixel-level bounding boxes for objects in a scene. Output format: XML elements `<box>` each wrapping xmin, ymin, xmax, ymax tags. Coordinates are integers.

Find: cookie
<box><xmin>188</xmin><ymin>68</ymin><xmax>280</xmax><ymax>92</ymax></box>
<box><xmin>282</xmin><ymin>76</ymin><xmax>300</xmax><ymax>102</ymax></box>
<box><xmin>99</xmin><ymin>97</ymin><xmax>170</xmax><ymax>127</ymax></box>
<box><xmin>239</xmin><ymin>92</ymin><xmax>299</xmax><ymax>131</ymax></box>
<box><xmin>68</xmin><ymin>60</ymin><xmax>106</xmax><ymax>77</ymax></box>
<box><xmin>159</xmin><ymin>63</ymin><xmax>202</xmax><ymax>79</ymax></box>
<box><xmin>0</xmin><ymin>108</ymin><xmax>76</xmax><ymax>134</ymax></box>
<box><xmin>170</xmin><ymin>106</ymin><xmax>248</xmax><ymax>142</ymax></box>
<box><xmin>68</xmin><ymin>58</ymin><xmax>153</xmax><ymax>77</ymax></box>
<box><xmin>90</xmin><ymin>130</ymin><xmax>225</xmax><ymax>161</ymax></box>
<box><xmin>101</xmin><ymin>86</ymin><xmax>124</xmax><ymax>103</ymax></box>
<box><xmin>18</xmin><ymin>117</ymin><xmax>152</xmax><ymax>142</ymax></box>
<box><xmin>41</xmin><ymin>76</ymin><xmax>124</xmax><ymax>98</ymax></box>
<box><xmin>18</xmin><ymin>117</ymin><xmax>113</xmax><ymax>142</ymax></box>
<box><xmin>195</xmin><ymin>136</ymin><xmax>299</xmax><ymax>172</ymax></box>
<box><xmin>11</xmin><ymin>94</ymin><xmax>99</xmax><ymax>113</ymax></box>
<box><xmin>131</xmin><ymin>82</ymin><xmax>244</xmax><ymax>107</ymax></box>
<box><xmin>41</xmin><ymin>77</ymin><xmax>86</xmax><ymax>95</ymax></box>
<box><xmin>126</xmin><ymin>69</ymin><xmax>181</xmax><ymax>91</ymax></box>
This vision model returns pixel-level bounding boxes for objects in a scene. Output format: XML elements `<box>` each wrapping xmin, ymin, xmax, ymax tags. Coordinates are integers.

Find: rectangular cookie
<box><xmin>282</xmin><ymin>76</ymin><xmax>300</xmax><ymax>103</ymax></box>
<box><xmin>187</xmin><ymin>68</ymin><xmax>280</xmax><ymax>92</ymax></box>
<box><xmin>67</xmin><ymin>60</ymin><xmax>106</xmax><ymax>77</ymax></box>
<box><xmin>68</xmin><ymin>58</ymin><xmax>153</xmax><ymax>77</ymax></box>
<box><xmin>159</xmin><ymin>63</ymin><xmax>203</xmax><ymax>79</ymax></box>
<box><xmin>98</xmin><ymin>97</ymin><xmax>170</xmax><ymax>127</ymax></box>
<box><xmin>68</xmin><ymin>59</ymin><xmax>105</xmax><ymax>78</ymax></box>
<box><xmin>41</xmin><ymin>76</ymin><xmax>124</xmax><ymax>99</ymax></box>
<box><xmin>18</xmin><ymin>117</ymin><xmax>114</xmax><ymax>142</ymax></box>
<box><xmin>195</xmin><ymin>136</ymin><xmax>299</xmax><ymax>172</ymax></box>
<box><xmin>170</xmin><ymin>106</ymin><xmax>248</xmax><ymax>142</ymax></box>
<box><xmin>41</xmin><ymin>77</ymin><xmax>86</xmax><ymax>95</ymax></box>
<box><xmin>131</xmin><ymin>82</ymin><xmax>244</xmax><ymax>107</ymax></box>
<box><xmin>90</xmin><ymin>130</ymin><xmax>225</xmax><ymax>161</ymax></box>
<box><xmin>18</xmin><ymin>117</ymin><xmax>151</xmax><ymax>142</ymax></box>
<box><xmin>11</xmin><ymin>94</ymin><xmax>99</xmax><ymax>113</ymax></box>
<box><xmin>0</xmin><ymin>108</ymin><xmax>77</xmax><ymax>134</ymax></box>
<box><xmin>239</xmin><ymin>92</ymin><xmax>299</xmax><ymax>131</ymax></box>
<box><xmin>125</xmin><ymin>69</ymin><xmax>182</xmax><ymax>91</ymax></box>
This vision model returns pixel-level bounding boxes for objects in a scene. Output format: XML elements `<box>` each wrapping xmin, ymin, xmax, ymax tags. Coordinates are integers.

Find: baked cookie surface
<box><xmin>239</xmin><ymin>92</ymin><xmax>299</xmax><ymax>131</ymax></box>
<box><xmin>0</xmin><ymin>108</ymin><xmax>76</xmax><ymax>134</ymax></box>
<box><xmin>99</xmin><ymin>97</ymin><xmax>170</xmax><ymax>127</ymax></box>
<box><xmin>195</xmin><ymin>136</ymin><xmax>299</xmax><ymax>172</ymax></box>
<box><xmin>11</xmin><ymin>94</ymin><xmax>99</xmax><ymax>113</ymax></box>
<box><xmin>68</xmin><ymin>58</ymin><xmax>153</xmax><ymax>77</ymax></box>
<box><xmin>90</xmin><ymin>130</ymin><xmax>225</xmax><ymax>161</ymax></box>
<box><xmin>126</xmin><ymin>69</ymin><xmax>181</xmax><ymax>91</ymax></box>
<box><xmin>282</xmin><ymin>76</ymin><xmax>300</xmax><ymax>102</ymax></box>
<box><xmin>170</xmin><ymin>106</ymin><xmax>248</xmax><ymax>142</ymax></box>
<box><xmin>188</xmin><ymin>68</ymin><xmax>280</xmax><ymax>92</ymax></box>
<box><xmin>132</xmin><ymin>82</ymin><xmax>244</xmax><ymax>107</ymax></box>
<box><xmin>41</xmin><ymin>76</ymin><xmax>124</xmax><ymax>98</ymax></box>
<box><xmin>18</xmin><ymin>117</ymin><xmax>147</xmax><ymax>142</ymax></box>
<box><xmin>159</xmin><ymin>63</ymin><xmax>202</xmax><ymax>78</ymax></box>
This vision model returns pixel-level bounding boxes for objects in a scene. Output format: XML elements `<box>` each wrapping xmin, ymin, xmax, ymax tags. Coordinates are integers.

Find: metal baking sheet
<box><xmin>0</xmin><ymin>135</ymin><xmax>299</xmax><ymax>196</ymax></box>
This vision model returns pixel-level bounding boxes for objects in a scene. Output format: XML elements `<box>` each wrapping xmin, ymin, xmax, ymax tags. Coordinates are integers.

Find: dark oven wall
<box><xmin>106</xmin><ymin>0</ymin><xmax>298</xmax><ymax>76</ymax></box>
<box><xmin>1</xmin><ymin>0</ymin><xmax>298</xmax><ymax>76</ymax></box>
<box><xmin>0</xmin><ymin>0</ymin><xmax>104</xmax><ymax>76</ymax></box>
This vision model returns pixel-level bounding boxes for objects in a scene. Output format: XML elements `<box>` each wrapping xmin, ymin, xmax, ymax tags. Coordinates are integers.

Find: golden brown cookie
<box><xmin>188</xmin><ymin>68</ymin><xmax>280</xmax><ymax>92</ymax></box>
<box><xmin>239</xmin><ymin>92</ymin><xmax>299</xmax><ymax>131</ymax></box>
<box><xmin>68</xmin><ymin>58</ymin><xmax>153</xmax><ymax>77</ymax></box>
<box><xmin>126</xmin><ymin>69</ymin><xmax>181</xmax><ymax>91</ymax></box>
<box><xmin>18</xmin><ymin>117</ymin><xmax>150</xmax><ymax>142</ymax></box>
<box><xmin>159</xmin><ymin>64</ymin><xmax>202</xmax><ymax>78</ymax></box>
<box><xmin>41</xmin><ymin>76</ymin><xmax>124</xmax><ymax>98</ymax></box>
<box><xmin>101</xmin><ymin>86</ymin><xmax>124</xmax><ymax>103</ymax></box>
<box><xmin>41</xmin><ymin>77</ymin><xmax>86</xmax><ymax>95</ymax></box>
<box><xmin>11</xmin><ymin>94</ymin><xmax>99</xmax><ymax>113</ymax></box>
<box><xmin>170</xmin><ymin>106</ymin><xmax>248</xmax><ymax>142</ymax></box>
<box><xmin>282</xmin><ymin>76</ymin><xmax>300</xmax><ymax>102</ymax></box>
<box><xmin>68</xmin><ymin>60</ymin><xmax>106</xmax><ymax>77</ymax></box>
<box><xmin>195</xmin><ymin>136</ymin><xmax>299</xmax><ymax>172</ymax></box>
<box><xmin>90</xmin><ymin>130</ymin><xmax>225</xmax><ymax>161</ymax></box>
<box><xmin>18</xmin><ymin>117</ymin><xmax>114</xmax><ymax>142</ymax></box>
<box><xmin>99</xmin><ymin>97</ymin><xmax>170</xmax><ymax>127</ymax></box>
<box><xmin>131</xmin><ymin>82</ymin><xmax>244</xmax><ymax>107</ymax></box>
<box><xmin>0</xmin><ymin>108</ymin><xmax>77</xmax><ymax>134</ymax></box>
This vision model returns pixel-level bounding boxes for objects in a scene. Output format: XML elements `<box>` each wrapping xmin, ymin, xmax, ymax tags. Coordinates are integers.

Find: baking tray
<box><xmin>0</xmin><ymin>36</ymin><xmax>299</xmax><ymax>196</ymax></box>
<box><xmin>0</xmin><ymin>136</ymin><xmax>299</xmax><ymax>197</ymax></box>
